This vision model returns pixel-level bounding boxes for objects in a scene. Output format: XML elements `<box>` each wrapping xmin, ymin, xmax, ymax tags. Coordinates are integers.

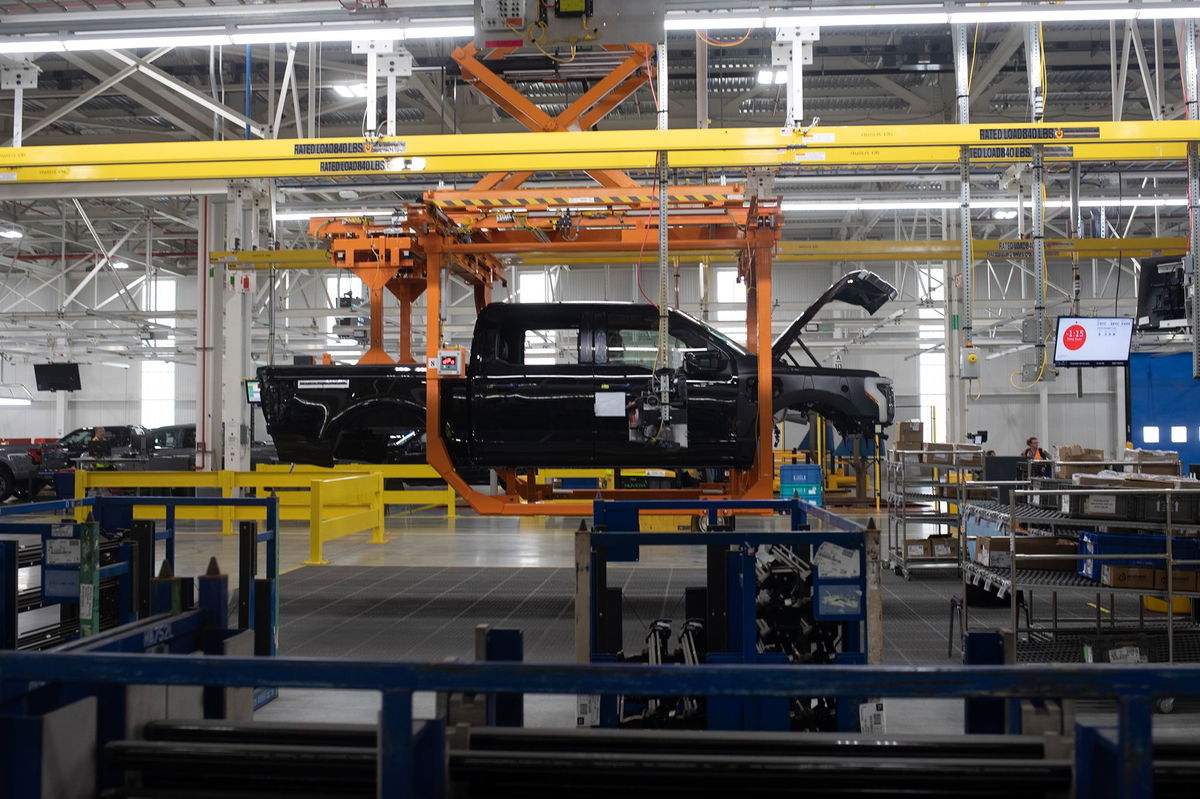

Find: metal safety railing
<box><xmin>304</xmin><ymin>472</ymin><xmax>385</xmax><ymax>565</ymax></box>
<box><xmin>71</xmin><ymin>468</ymin><xmax>386</xmax><ymax>566</ymax></box>
<box><xmin>0</xmin><ymin>652</ymin><xmax>1191</xmax><ymax>798</ymax></box>
<box><xmin>255</xmin><ymin>463</ymin><xmax>458</xmax><ymax>517</ymax></box>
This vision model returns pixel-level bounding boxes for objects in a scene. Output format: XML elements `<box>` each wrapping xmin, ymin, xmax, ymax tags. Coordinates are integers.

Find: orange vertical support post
<box><xmin>746</xmin><ymin>229</ymin><xmax>776</xmax><ymax>498</ymax></box>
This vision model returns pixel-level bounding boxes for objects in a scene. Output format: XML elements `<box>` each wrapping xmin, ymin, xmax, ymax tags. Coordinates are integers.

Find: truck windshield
<box><xmin>675</xmin><ymin>310</ymin><xmax>749</xmax><ymax>356</ymax></box>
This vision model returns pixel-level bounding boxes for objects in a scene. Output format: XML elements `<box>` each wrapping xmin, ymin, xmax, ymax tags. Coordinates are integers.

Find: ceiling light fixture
<box><xmin>275</xmin><ymin>208</ymin><xmax>395</xmax><ymax>221</ymax></box>
<box><xmin>0</xmin><ymin>228</ymin><xmax>23</xmax><ymax>239</ymax></box>
<box><xmin>3</xmin><ymin>5</ymin><xmax>1198</xmax><ymax>54</ymax></box>
<box><xmin>332</xmin><ymin>83</ymin><xmax>369</xmax><ymax>98</ymax></box>
<box><xmin>666</xmin><ymin>4</ymin><xmax>1200</xmax><ymax>32</ymax></box>
<box><xmin>781</xmin><ymin>196</ymin><xmax>1187</xmax><ymax>213</ymax></box>
<box><xmin>0</xmin><ymin>384</ymin><xmax>33</xmax><ymax>406</ymax></box>
<box><xmin>111</xmin><ymin>260</ymin><xmax>130</xmax><ymax>269</ymax></box>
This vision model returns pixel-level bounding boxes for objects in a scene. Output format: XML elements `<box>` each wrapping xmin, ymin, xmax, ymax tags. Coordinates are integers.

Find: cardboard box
<box><xmin>905</xmin><ymin>540</ymin><xmax>931</xmax><ymax>559</ymax></box>
<box><xmin>1056</xmin><ymin>444</ymin><xmax>1106</xmax><ymax>476</ymax></box>
<box><xmin>1123</xmin><ymin>448</ymin><xmax>1181</xmax><ymax>477</ymax></box>
<box><xmin>897</xmin><ymin>420</ymin><xmax>923</xmax><ymax>447</ymax></box>
<box><xmin>976</xmin><ymin>536</ymin><xmax>1078</xmax><ymax>570</ymax></box>
<box><xmin>1100</xmin><ymin>565</ymin><xmax>1157</xmax><ymax>590</ymax></box>
<box><xmin>928</xmin><ymin>534</ymin><xmax>959</xmax><ymax>559</ymax></box>
<box><xmin>1072</xmin><ymin>474</ymin><xmax>1126</xmax><ymax>487</ymax></box>
<box><xmin>921</xmin><ymin>442</ymin><xmax>982</xmax><ymax>466</ymax></box>
<box><xmin>1152</xmin><ymin>568</ymin><xmax>1200</xmax><ymax>593</ymax></box>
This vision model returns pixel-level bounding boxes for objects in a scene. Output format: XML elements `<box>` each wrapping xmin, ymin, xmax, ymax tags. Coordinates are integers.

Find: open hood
<box><xmin>772</xmin><ymin>269</ymin><xmax>897</xmax><ymax>362</ymax></box>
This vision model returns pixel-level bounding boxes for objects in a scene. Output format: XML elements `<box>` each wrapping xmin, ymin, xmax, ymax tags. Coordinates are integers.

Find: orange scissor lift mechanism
<box><xmin>307</xmin><ymin>42</ymin><xmax>783</xmax><ymax>515</ymax></box>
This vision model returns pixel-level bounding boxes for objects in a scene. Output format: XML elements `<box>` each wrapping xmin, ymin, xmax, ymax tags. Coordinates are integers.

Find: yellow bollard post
<box><xmin>371</xmin><ymin>472</ymin><xmax>386</xmax><ymax>544</ymax></box>
<box><xmin>446</xmin><ymin>484</ymin><xmax>457</xmax><ymax>519</ymax></box>
<box><xmin>220</xmin><ymin>470</ymin><xmax>235</xmax><ymax>535</ymax></box>
<box><xmin>73</xmin><ymin>469</ymin><xmax>88</xmax><ymax>523</ymax></box>
<box><xmin>305</xmin><ymin>477</ymin><xmax>328</xmax><ymax>565</ymax></box>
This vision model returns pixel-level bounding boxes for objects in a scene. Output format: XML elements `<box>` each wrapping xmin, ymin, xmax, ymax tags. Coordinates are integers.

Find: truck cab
<box><xmin>455</xmin><ymin>303</ymin><xmax>756</xmax><ymax>470</ymax></box>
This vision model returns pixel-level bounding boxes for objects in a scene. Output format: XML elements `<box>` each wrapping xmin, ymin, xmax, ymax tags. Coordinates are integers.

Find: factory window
<box><xmin>714</xmin><ymin>268</ymin><xmax>746</xmax><ymax>345</ymax></box>
<box><xmin>141</xmin><ymin>279</ymin><xmax>176</xmax><ymax>428</ymax></box>
<box><xmin>325</xmin><ymin>275</ymin><xmax>365</xmax><ymax>334</ymax></box>
<box><xmin>916</xmin><ymin>266</ymin><xmax>946</xmax><ymax>440</ymax></box>
<box><xmin>1171</xmin><ymin>426</ymin><xmax>1187</xmax><ymax>443</ymax></box>
<box><xmin>141</xmin><ymin>361</ymin><xmax>174</xmax><ymax>429</ymax></box>
<box><xmin>518</xmin><ymin>270</ymin><xmax>551</xmax><ymax>303</ymax></box>
<box><xmin>1142</xmin><ymin>426</ymin><xmax>1160</xmax><ymax>444</ymax></box>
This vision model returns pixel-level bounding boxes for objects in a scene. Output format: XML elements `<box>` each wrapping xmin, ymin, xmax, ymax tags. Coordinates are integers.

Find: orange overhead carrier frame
<box><xmin>309</xmin><ymin>42</ymin><xmax>783</xmax><ymax>515</ymax></box>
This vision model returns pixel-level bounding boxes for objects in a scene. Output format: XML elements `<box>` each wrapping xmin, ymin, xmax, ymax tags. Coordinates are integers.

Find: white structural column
<box><xmin>219</xmin><ymin>182</ymin><xmax>264</xmax><ymax>471</ymax></box>
<box><xmin>196</xmin><ymin>197</ymin><xmax>224</xmax><ymax>471</ymax></box>
<box><xmin>1027</xmin><ymin>22</ymin><xmax>1049</xmax><ymax>385</ymax></box>
<box><xmin>949</xmin><ymin>22</ymin><xmax>973</xmax><ymax>444</ymax></box>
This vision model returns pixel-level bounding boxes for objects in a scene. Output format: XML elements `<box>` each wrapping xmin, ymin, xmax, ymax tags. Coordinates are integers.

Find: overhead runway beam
<box><xmin>0</xmin><ymin>122</ymin><xmax>1198</xmax><ymax>183</ymax></box>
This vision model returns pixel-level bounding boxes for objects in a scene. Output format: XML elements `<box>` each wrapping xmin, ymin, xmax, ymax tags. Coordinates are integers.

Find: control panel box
<box><xmin>435</xmin><ymin>347</ymin><xmax>467</xmax><ymax>377</ymax></box>
<box><xmin>475</xmin><ymin>0</ymin><xmax>664</xmax><ymax>50</ymax></box>
<box><xmin>960</xmin><ymin>346</ymin><xmax>980</xmax><ymax>379</ymax></box>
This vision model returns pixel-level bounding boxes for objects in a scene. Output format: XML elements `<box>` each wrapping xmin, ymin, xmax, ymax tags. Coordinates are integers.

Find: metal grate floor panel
<box><xmin>276</xmin><ymin>564</ymin><xmax>1195</xmax><ymax>667</ymax></box>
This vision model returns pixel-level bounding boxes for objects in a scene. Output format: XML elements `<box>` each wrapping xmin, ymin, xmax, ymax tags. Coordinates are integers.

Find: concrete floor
<box><xmin>161</xmin><ymin>505</ymin><xmax>963</xmax><ymax>733</ymax></box>
<box><xmin>10</xmin><ymin>504</ymin><xmax>1199</xmax><ymax>737</ymax></box>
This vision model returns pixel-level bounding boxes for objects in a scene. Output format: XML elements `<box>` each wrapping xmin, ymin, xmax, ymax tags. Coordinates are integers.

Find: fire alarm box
<box><xmin>436</xmin><ymin>347</ymin><xmax>466</xmax><ymax>377</ymax></box>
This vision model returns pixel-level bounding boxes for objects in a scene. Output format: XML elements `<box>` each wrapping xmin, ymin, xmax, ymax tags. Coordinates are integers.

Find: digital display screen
<box><xmin>33</xmin><ymin>363</ymin><xmax>81</xmax><ymax>392</ymax></box>
<box><xmin>1053</xmin><ymin>317</ymin><xmax>1133</xmax><ymax>367</ymax></box>
<box><xmin>244</xmin><ymin>379</ymin><xmax>262</xmax><ymax>404</ymax></box>
<box><xmin>441</xmin><ymin>355</ymin><xmax>458</xmax><ymax>366</ymax></box>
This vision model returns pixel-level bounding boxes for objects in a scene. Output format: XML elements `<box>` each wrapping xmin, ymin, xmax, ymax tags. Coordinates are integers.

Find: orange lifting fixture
<box><xmin>308</xmin><ymin>42</ymin><xmax>784</xmax><ymax>515</ymax></box>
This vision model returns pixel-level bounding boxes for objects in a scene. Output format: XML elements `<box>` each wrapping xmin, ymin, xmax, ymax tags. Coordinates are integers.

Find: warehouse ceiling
<box><xmin>0</xmin><ymin>1</ymin><xmax>1192</xmax><ymax>363</ymax></box>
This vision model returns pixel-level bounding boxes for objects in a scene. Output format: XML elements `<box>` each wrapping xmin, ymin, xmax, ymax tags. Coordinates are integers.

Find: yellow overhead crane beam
<box><xmin>211</xmin><ymin>237</ymin><xmax>1187</xmax><ymax>270</ymax></box>
<box><xmin>2</xmin><ymin>121</ymin><xmax>1198</xmax><ymax>184</ymax></box>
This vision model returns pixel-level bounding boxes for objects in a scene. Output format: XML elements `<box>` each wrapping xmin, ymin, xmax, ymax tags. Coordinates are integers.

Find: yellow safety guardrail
<box><xmin>72</xmin><ymin>468</ymin><xmax>389</xmax><ymax>566</ymax></box>
<box><xmin>253</xmin><ymin>463</ymin><xmax>457</xmax><ymax>518</ymax></box>
<box><xmin>306</xmin><ymin>473</ymin><xmax>384</xmax><ymax>566</ymax></box>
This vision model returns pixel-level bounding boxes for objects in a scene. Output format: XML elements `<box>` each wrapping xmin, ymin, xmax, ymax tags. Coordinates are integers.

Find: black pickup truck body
<box><xmin>260</xmin><ymin>271</ymin><xmax>897</xmax><ymax>471</ymax></box>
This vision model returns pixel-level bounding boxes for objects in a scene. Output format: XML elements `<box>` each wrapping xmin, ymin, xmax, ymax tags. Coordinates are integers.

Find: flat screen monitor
<box><xmin>33</xmin><ymin>362</ymin><xmax>81</xmax><ymax>392</ymax></box>
<box><xmin>244</xmin><ymin>379</ymin><xmax>262</xmax><ymax>404</ymax></box>
<box><xmin>1053</xmin><ymin>317</ymin><xmax>1133</xmax><ymax>367</ymax></box>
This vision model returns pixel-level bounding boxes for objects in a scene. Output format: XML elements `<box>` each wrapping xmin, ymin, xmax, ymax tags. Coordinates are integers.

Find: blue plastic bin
<box><xmin>1078</xmin><ymin>531</ymin><xmax>1200</xmax><ymax>580</ymax></box>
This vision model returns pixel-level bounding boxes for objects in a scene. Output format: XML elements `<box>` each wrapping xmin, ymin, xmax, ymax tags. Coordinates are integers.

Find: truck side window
<box><xmin>606</xmin><ymin>326</ymin><xmax>710</xmax><ymax>368</ymax></box>
<box><xmin>522</xmin><ymin>327</ymin><xmax>581</xmax><ymax>365</ymax></box>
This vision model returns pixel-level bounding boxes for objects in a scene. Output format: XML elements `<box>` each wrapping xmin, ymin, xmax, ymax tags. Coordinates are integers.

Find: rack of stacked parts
<box><xmin>580</xmin><ymin>498</ymin><xmax>875</xmax><ymax>732</ymax></box>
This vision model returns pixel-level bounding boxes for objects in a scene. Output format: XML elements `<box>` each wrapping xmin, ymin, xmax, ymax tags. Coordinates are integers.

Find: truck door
<box><xmin>594</xmin><ymin>308</ymin><xmax>741</xmax><ymax>467</ymax></box>
<box><xmin>468</xmin><ymin>306</ymin><xmax>596</xmax><ymax>468</ymax></box>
